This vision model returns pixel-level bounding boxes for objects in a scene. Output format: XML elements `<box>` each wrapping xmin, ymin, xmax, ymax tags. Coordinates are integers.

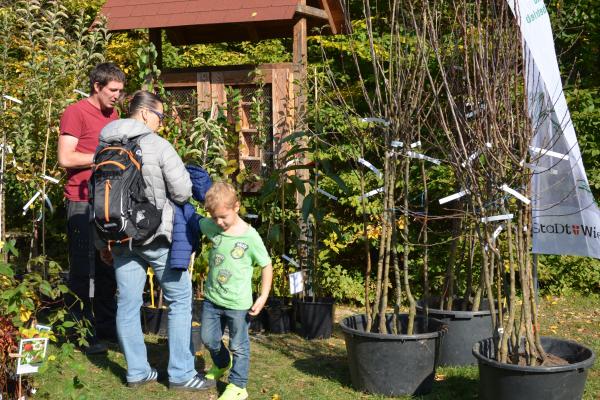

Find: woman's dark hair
<box><xmin>128</xmin><ymin>90</ymin><xmax>163</xmax><ymax>116</ymax></box>
<box><xmin>89</xmin><ymin>62</ymin><xmax>126</xmax><ymax>94</ymax></box>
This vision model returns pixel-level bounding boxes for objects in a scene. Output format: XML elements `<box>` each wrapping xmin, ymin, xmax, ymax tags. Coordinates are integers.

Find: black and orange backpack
<box><xmin>90</xmin><ymin>134</ymin><xmax>161</xmax><ymax>249</ymax></box>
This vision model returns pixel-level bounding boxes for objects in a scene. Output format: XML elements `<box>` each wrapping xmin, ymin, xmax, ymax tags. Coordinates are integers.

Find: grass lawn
<box><xmin>33</xmin><ymin>294</ymin><xmax>598</xmax><ymax>400</ymax></box>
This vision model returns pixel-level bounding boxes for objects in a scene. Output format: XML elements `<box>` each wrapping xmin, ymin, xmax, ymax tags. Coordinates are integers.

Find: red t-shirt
<box><xmin>59</xmin><ymin>99</ymin><xmax>118</xmax><ymax>201</ymax></box>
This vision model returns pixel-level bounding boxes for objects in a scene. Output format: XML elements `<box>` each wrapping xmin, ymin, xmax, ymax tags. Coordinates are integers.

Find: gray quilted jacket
<box><xmin>98</xmin><ymin>118</ymin><xmax>192</xmax><ymax>246</ymax></box>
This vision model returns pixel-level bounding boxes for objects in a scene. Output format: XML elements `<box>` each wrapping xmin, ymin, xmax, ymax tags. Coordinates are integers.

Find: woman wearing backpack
<box><xmin>97</xmin><ymin>90</ymin><xmax>213</xmax><ymax>391</ymax></box>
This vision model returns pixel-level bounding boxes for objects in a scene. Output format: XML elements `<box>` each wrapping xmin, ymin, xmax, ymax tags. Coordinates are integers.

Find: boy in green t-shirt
<box><xmin>200</xmin><ymin>182</ymin><xmax>272</xmax><ymax>400</ymax></box>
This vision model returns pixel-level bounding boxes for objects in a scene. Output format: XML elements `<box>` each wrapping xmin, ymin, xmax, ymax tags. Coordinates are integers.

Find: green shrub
<box><xmin>538</xmin><ymin>255</ymin><xmax>600</xmax><ymax>296</ymax></box>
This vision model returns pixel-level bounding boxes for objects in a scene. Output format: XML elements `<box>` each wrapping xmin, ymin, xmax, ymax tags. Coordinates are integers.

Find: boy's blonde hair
<box><xmin>204</xmin><ymin>182</ymin><xmax>239</xmax><ymax>212</ymax></box>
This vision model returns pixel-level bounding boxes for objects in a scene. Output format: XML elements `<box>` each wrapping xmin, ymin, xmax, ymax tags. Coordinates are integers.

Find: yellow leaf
<box><xmin>397</xmin><ymin>217</ymin><xmax>405</xmax><ymax>230</ymax></box>
<box><xmin>19</xmin><ymin>306</ymin><xmax>32</xmax><ymax>323</ymax></box>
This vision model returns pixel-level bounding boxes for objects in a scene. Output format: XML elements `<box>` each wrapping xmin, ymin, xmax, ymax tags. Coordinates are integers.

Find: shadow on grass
<box><xmin>83</xmin><ymin>341</ymin><xmax>128</xmax><ymax>385</ymax></box>
<box><xmin>84</xmin><ymin>337</ymin><xmax>208</xmax><ymax>388</ymax></box>
<box><xmin>252</xmin><ymin>331</ymin><xmax>479</xmax><ymax>399</ymax></box>
<box><xmin>251</xmin><ymin>332</ymin><xmax>354</xmax><ymax>388</ymax></box>
<box><xmin>292</xmin><ymin>355</ymin><xmax>352</xmax><ymax>386</ymax></box>
<box><xmin>421</xmin><ymin>375</ymin><xmax>479</xmax><ymax>400</ymax></box>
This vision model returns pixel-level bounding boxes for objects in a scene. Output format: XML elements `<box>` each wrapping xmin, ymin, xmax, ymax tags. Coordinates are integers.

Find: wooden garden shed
<box><xmin>99</xmin><ymin>0</ymin><xmax>347</xmax><ymax>191</ymax></box>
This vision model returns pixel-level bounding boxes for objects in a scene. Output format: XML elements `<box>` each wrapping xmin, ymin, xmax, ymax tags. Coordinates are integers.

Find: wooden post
<box><xmin>149</xmin><ymin>28</ymin><xmax>163</xmax><ymax>71</ymax></box>
<box><xmin>293</xmin><ymin>12</ymin><xmax>310</xmax><ymax>270</ymax></box>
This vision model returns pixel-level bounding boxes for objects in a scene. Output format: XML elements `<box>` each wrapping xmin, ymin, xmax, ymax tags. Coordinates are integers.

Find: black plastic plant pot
<box><xmin>473</xmin><ymin>336</ymin><xmax>596</xmax><ymax>400</ymax></box>
<box><xmin>141</xmin><ymin>305</ymin><xmax>168</xmax><ymax>336</ymax></box>
<box><xmin>294</xmin><ymin>297</ymin><xmax>335</xmax><ymax>340</ymax></box>
<box><xmin>266</xmin><ymin>305</ymin><xmax>293</xmax><ymax>334</ymax></box>
<box><xmin>192</xmin><ymin>298</ymin><xmax>204</xmax><ymax>323</ymax></box>
<box><xmin>340</xmin><ymin>313</ymin><xmax>447</xmax><ymax>396</ymax></box>
<box><xmin>191</xmin><ymin>325</ymin><xmax>203</xmax><ymax>355</ymax></box>
<box><xmin>249</xmin><ymin>308</ymin><xmax>268</xmax><ymax>333</ymax></box>
<box><xmin>417</xmin><ymin>298</ymin><xmax>494</xmax><ymax>366</ymax></box>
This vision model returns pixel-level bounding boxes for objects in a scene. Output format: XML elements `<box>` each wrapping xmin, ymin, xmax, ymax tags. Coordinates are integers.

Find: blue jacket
<box><xmin>170</xmin><ymin>166</ymin><xmax>212</xmax><ymax>270</ymax></box>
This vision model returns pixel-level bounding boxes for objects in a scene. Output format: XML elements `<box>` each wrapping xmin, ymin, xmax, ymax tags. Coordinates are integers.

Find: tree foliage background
<box><xmin>0</xmin><ymin>0</ymin><xmax>597</xmax><ymax>296</ymax></box>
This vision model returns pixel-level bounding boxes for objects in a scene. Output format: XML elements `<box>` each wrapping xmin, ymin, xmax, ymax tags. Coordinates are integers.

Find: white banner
<box><xmin>508</xmin><ymin>0</ymin><xmax>600</xmax><ymax>258</ymax></box>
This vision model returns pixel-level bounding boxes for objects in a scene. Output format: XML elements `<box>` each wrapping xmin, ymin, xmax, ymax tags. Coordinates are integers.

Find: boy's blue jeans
<box><xmin>201</xmin><ymin>300</ymin><xmax>250</xmax><ymax>388</ymax></box>
<box><xmin>112</xmin><ymin>240</ymin><xmax>196</xmax><ymax>384</ymax></box>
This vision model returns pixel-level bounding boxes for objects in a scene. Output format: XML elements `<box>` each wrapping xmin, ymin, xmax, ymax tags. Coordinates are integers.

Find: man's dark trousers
<box><xmin>66</xmin><ymin>200</ymin><xmax>117</xmax><ymax>342</ymax></box>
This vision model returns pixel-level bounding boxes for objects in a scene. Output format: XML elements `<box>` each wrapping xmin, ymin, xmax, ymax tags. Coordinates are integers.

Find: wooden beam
<box><xmin>292</xmin><ymin>16</ymin><xmax>310</xmax><ymax>269</ymax></box>
<box><xmin>149</xmin><ymin>28</ymin><xmax>163</xmax><ymax>71</ymax></box>
<box><xmin>319</xmin><ymin>0</ymin><xmax>338</xmax><ymax>34</ymax></box>
<box><xmin>295</xmin><ymin>4</ymin><xmax>328</xmax><ymax>20</ymax></box>
<box><xmin>246</xmin><ymin>25</ymin><xmax>260</xmax><ymax>42</ymax></box>
<box><xmin>196</xmin><ymin>72</ymin><xmax>211</xmax><ymax>113</ymax></box>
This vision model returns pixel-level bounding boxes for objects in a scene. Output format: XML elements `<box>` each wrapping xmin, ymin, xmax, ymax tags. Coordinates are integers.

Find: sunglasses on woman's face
<box><xmin>147</xmin><ymin>108</ymin><xmax>165</xmax><ymax>122</ymax></box>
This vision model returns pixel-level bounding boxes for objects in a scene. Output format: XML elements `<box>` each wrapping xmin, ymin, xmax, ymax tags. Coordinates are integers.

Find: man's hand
<box><xmin>99</xmin><ymin>247</ymin><xmax>113</xmax><ymax>265</ymax></box>
<box><xmin>249</xmin><ymin>295</ymin><xmax>268</xmax><ymax>316</ymax></box>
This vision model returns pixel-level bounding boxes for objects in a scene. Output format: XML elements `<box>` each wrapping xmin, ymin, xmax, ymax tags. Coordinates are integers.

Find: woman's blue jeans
<box><xmin>112</xmin><ymin>240</ymin><xmax>196</xmax><ymax>384</ymax></box>
<box><xmin>201</xmin><ymin>300</ymin><xmax>250</xmax><ymax>388</ymax></box>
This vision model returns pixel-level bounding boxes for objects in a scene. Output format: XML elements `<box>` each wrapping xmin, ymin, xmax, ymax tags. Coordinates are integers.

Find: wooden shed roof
<box><xmin>100</xmin><ymin>0</ymin><xmax>347</xmax><ymax>45</ymax></box>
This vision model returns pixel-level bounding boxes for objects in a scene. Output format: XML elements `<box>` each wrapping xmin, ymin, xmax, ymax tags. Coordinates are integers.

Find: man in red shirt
<box><xmin>58</xmin><ymin>63</ymin><xmax>125</xmax><ymax>354</ymax></box>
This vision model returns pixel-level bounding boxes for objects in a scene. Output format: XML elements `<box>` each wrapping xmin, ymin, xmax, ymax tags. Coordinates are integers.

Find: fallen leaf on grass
<box><xmin>435</xmin><ymin>374</ymin><xmax>446</xmax><ymax>381</ymax></box>
<box><xmin>271</xmin><ymin>394</ymin><xmax>281</xmax><ymax>400</ymax></box>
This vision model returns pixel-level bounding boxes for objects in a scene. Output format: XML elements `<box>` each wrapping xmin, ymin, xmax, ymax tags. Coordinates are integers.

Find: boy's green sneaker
<box><xmin>205</xmin><ymin>359</ymin><xmax>232</xmax><ymax>381</ymax></box>
<box><xmin>218</xmin><ymin>383</ymin><xmax>248</xmax><ymax>400</ymax></box>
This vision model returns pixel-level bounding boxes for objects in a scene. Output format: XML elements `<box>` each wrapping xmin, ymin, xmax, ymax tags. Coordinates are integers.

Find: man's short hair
<box><xmin>89</xmin><ymin>62</ymin><xmax>126</xmax><ymax>94</ymax></box>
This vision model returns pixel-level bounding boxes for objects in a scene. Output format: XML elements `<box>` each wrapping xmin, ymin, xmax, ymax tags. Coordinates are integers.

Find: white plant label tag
<box><xmin>492</xmin><ymin>224</ymin><xmax>504</xmax><ymax>240</ymax></box>
<box><xmin>2</xmin><ymin>94</ymin><xmax>22</xmax><ymax>104</ymax></box>
<box><xmin>281</xmin><ymin>254</ymin><xmax>300</xmax><ymax>268</ymax></box>
<box><xmin>317</xmin><ymin>188</ymin><xmax>338</xmax><ymax>201</ymax></box>
<box><xmin>40</xmin><ymin>174</ymin><xmax>59</xmax><ymax>184</ymax></box>
<box><xmin>289</xmin><ymin>271</ymin><xmax>305</xmax><ymax>295</ymax></box>
<box><xmin>439</xmin><ymin>189</ymin><xmax>470</xmax><ymax>205</ymax></box>
<box><xmin>73</xmin><ymin>89</ymin><xmax>90</xmax><ymax>98</ymax></box>
<box><xmin>358</xmin><ymin>158</ymin><xmax>383</xmax><ymax>179</ymax></box>
<box><xmin>501</xmin><ymin>184</ymin><xmax>531</xmax><ymax>205</ymax></box>
<box><xmin>407</xmin><ymin>151</ymin><xmax>441</xmax><ymax>165</ymax></box>
<box><xmin>361</xmin><ymin>117</ymin><xmax>390</xmax><ymax>126</ymax></box>
<box><xmin>523</xmin><ymin>162</ymin><xmax>558</xmax><ymax>175</ymax></box>
<box><xmin>529</xmin><ymin>146</ymin><xmax>569</xmax><ymax>161</ymax></box>
<box><xmin>22</xmin><ymin>191</ymin><xmax>41</xmax><ymax>215</ymax></box>
<box><xmin>360</xmin><ymin>187</ymin><xmax>384</xmax><ymax>200</ymax></box>
<box><xmin>481</xmin><ymin>214</ymin><xmax>514</xmax><ymax>223</ymax></box>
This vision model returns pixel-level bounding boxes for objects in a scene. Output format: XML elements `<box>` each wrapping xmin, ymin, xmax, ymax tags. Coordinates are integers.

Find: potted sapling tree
<box><xmin>319</xmin><ymin>1</ymin><xmax>448</xmax><ymax>395</ymax></box>
<box><xmin>421</xmin><ymin>1</ymin><xmax>596</xmax><ymax>398</ymax></box>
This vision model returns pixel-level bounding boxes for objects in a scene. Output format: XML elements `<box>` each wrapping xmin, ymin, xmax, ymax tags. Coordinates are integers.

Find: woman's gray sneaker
<box><xmin>169</xmin><ymin>373</ymin><xmax>216</xmax><ymax>391</ymax></box>
<box><xmin>127</xmin><ymin>368</ymin><xmax>158</xmax><ymax>388</ymax></box>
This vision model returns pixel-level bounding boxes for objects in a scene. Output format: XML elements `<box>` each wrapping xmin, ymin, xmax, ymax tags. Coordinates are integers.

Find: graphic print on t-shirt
<box><xmin>213</xmin><ymin>253</ymin><xmax>225</xmax><ymax>266</ymax></box>
<box><xmin>211</xmin><ymin>235</ymin><xmax>222</xmax><ymax>248</ymax></box>
<box><xmin>217</xmin><ymin>269</ymin><xmax>232</xmax><ymax>292</ymax></box>
<box><xmin>231</xmin><ymin>242</ymin><xmax>249</xmax><ymax>259</ymax></box>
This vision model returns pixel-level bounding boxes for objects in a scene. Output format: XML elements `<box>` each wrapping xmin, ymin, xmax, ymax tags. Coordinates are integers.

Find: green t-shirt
<box><xmin>200</xmin><ymin>218</ymin><xmax>271</xmax><ymax>310</ymax></box>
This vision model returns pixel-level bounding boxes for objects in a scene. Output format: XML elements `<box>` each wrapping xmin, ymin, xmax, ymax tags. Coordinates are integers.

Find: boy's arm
<box><xmin>249</xmin><ymin>264</ymin><xmax>273</xmax><ymax>316</ymax></box>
